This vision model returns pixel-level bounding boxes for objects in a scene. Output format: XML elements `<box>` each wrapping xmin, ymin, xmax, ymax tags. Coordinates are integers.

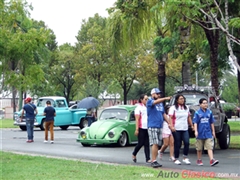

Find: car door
<box><xmin>127</xmin><ymin>111</ymin><xmax>138</xmax><ymax>143</ymax></box>
<box><xmin>54</xmin><ymin>99</ymin><xmax>72</xmax><ymax>126</ymax></box>
<box><xmin>209</xmin><ymin>97</ymin><xmax>221</xmax><ymax>132</ymax></box>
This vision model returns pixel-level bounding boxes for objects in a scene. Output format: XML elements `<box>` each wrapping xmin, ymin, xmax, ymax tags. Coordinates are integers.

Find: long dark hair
<box><xmin>138</xmin><ymin>94</ymin><xmax>146</xmax><ymax>103</ymax></box>
<box><xmin>174</xmin><ymin>94</ymin><xmax>187</xmax><ymax>110</ymax></box>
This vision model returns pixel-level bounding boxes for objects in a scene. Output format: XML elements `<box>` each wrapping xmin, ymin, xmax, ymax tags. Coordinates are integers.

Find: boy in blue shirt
<box><xmin>193</xmin><ymin>98</ymin><xmax>219</xmax><ymax>166</ymax></box>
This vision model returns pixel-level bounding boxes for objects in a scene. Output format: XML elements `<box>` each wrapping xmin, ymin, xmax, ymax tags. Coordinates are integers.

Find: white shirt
<box><xmin>162</xmin><ymin>115</ymin><xmax>171</xmax><ymax>134</ymax></box>
<box><xmin>168</xmin><ymin>105</ymin><xmax>190</xmax><ymax>131</ymax></box>
<box><xmin>134</xmin><ymin>103</ymin><xmax>148</xmax><ymax>129</ymax></box>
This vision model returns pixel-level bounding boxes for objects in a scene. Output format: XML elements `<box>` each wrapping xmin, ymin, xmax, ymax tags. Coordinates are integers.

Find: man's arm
<box><xmin>153</xmin><ymin>97</ymin><xmax>171</xmax><ymax>105</ymax></box>
<box><xmin>211</xmin><ymin>123</ymin><xmax>216</xmax><ymax>138</ymax></box>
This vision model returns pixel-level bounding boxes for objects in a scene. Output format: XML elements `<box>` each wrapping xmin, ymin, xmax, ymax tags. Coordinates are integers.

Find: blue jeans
<box><xmin>87</xmin><ymin>116</ymin><xmax>95</xmax><ymax>126</ymax></box>
<box><xmin>172</xmin><ymin>130</ymin><xmax>190</xmax><ymax>159</ymax></box>
<box><xmin>26</xmin><ymin>119</ymin><xmax>34</xmax><ymax>140</ymax></box>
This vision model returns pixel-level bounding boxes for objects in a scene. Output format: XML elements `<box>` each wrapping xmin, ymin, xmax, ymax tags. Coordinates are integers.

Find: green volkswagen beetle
<box><xmin>76</xmin><ymin>105</ymin><xmax>138</xmax><ymax>147</ymax></box>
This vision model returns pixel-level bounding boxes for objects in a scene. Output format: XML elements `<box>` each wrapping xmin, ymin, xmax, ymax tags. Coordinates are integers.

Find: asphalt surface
<box><xmin>1</xmin><ymin>126</ymin><xmax>240</xmax><ymax>179</ymax></box>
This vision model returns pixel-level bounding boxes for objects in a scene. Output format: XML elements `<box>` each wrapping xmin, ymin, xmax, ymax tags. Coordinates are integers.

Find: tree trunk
<box><xmin>179</xmin><ymin>23</ymin><xmax>192</xmax><ymax>86</ymax></box>
<box><xmin>204</xmin><ymin>28</ymin><xmax>220</xmax><ymax>95</ymax></box>
<box><xmin>182</xmin><ymin>61</ymin><xmax>191</xmax><ymax>86</ymax></box>
<box><xmin>157</xmin><ymin>55</ymin><xmax>167</xmax><ymax>97</ymax></box>
<box><xmin>123</xmin><ymin>81</ymin><xmax>127</xmax><ymax>105</ymax></box>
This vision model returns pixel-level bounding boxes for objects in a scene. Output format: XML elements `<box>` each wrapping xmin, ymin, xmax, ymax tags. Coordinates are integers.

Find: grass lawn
<box><xmin>228</xmin><ymin>121</ymin><xmax>240</xmax><ymax>132</ymax></box>
<box><xmin>0</xmin><ymin>119</ymin><xmax>16</xmax><ymax>128</ymax></box>
<box><xmin>1</xmin><ymin>151</ymin><xmax>224</xmax><ymax>180</ymax></box>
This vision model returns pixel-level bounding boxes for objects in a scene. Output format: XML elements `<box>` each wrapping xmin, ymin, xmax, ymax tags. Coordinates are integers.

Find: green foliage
<box><xmin>221</xmin><ymin>73</ymin><xmax>238</xmax><ymax>103</ymax></box>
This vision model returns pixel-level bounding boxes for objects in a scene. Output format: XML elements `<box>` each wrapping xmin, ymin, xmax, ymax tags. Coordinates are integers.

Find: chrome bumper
<box><xmin>13</xmin><ymin>121</ymin><xmax>40</xmax><ymax>126</ymax></box>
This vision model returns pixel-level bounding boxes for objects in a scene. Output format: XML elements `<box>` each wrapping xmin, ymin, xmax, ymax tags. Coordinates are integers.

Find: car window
<box><xmin>37</xmin><ymin>99</ymin><xmax>56</xmax><ymax>107</ymax></box>
<box><xmin>99</xmin><ymin>109</ymin><xmax>128</xmax><ymax>120</ymax></box>
<box><xmin>56</xmin><ymin>100</ymin><xmax>67</xmax><ymax>107</ymax></box>
<box><xmin>130</xmin><ymin>111</ymin><xmax>135</xmax><ymax>121</ymax></box>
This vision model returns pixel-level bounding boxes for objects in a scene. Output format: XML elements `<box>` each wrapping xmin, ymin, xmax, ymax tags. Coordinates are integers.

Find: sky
<box><xmin>27</xmin><ymin>0</ymin><xmax>116</xmax><ymax>46</ymax></box>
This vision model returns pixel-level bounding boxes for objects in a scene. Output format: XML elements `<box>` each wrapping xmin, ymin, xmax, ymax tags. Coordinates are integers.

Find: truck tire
<box><xmin>20</xmin><ymin>126</ymin><xmax>26</xmax><ymax>131</ymax></box>
<box><xmin>218</xmin><ymin>124</ymin><xmax>230</xmax><ymax>149</ymax></box>
<box><xmin>60</xmin><ymin>125</ymin><xmax>69</xmax><ymax>130</ymax></box>
<box><xmin>40</xmin><ymin>120</ymin><xmax>45</xmax><ymax>131</ymax></box>
<box><xmin>79</xmin><ymin>118</ymin><xmax>88</xmax><ymax>129</ymax></box>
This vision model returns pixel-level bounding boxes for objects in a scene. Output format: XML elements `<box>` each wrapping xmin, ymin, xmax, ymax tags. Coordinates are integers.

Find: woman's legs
<box><xmin>173</xmin><ymin>131</ymin><xmax>181</xmax><ymax>159</ymax></box>
<box><xmin>143</xmin><ymin>129</ymin><xmax>150</xmax><ymax>162</ymax></box>
<box><xmin>169</xmin><ymin>135</ymin><xmax>174</xmax><ymax>159</ymax></box>
<box><xmin>182</xmin><ymin>130</ymin><xmax>190</xmax><ymax>157</ymax></box>
<box><xmin>132</xmin><ymin>128</ymin><xmax>145</xmax><ymax>157</ymax></box>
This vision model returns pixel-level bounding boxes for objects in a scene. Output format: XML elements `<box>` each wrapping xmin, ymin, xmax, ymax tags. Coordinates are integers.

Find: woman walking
<box><xmin>168</xmin><ymin>94</ymin><xmax>194</xmax><ymax>165</ymax></box>
<box><xmin>132</xmin><ymin>94</ymin><xmax>151</xmax><ymax>163</ymax></box>
<box><xmin>158</xmin><ymin>105</ymin><xmax>175</xmax><ymax>161</ymax></box>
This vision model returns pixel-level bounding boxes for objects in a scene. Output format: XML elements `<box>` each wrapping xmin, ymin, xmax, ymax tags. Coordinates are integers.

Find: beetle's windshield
<box><xmin>99</xmin><ymin>109</ymin><xmax>128</xmax><ymax>121</ymax></box>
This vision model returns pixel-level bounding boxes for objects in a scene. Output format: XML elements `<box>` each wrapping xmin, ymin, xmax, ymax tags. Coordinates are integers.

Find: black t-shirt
<box><xmin>44</xmin><ymin>106</ymin><xmax>56</xmax><ymax>121</ymax></box>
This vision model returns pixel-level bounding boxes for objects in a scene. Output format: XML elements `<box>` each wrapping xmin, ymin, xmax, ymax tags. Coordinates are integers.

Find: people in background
<box><xmin>21</xmin><ymin>97</ymin><xmax>38</xmax><ymax>143</ymax></box>
<box><xmin>43</xmin><ymin>100</ymin><xmax>56</xmax><ymax>144</ymax></box>
<box><xmin>168</xmin><ymin>94</ymin><xmax>194</xmax><ymax>165</ymax></box>
<box><xmin>193</xmin><ymin>98</ymin><xmax>219</xmax><ymax>166</ymax></box>
<box><xmin>132</xmin><ymin>94</ymin><xmax>151</xmax><ymax>164</ymax></box>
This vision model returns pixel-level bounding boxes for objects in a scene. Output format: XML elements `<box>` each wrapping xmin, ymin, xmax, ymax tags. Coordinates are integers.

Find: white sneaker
<box><xmin>50</xmin><ymin>141</ymin><xmax>54</xmax><ymax>144</ymax></box>
<box><xmin>44</xmin><ymin>140</ymin><xmax>48</xmax><ymax>143</ymax></box>
<box><xmin>174</xmin><ymin>159</ymin><xmax>181</xmax><ymax>165</ymax></box>
<box><xmin>169</xmin><ymin>157</ymin><xmax>175</xmax><ymax>162</ymax></box>
<box><xmin>183</xmin><ymin>158</ymin><xmax>191</xmax><ymax>165</ymax></box>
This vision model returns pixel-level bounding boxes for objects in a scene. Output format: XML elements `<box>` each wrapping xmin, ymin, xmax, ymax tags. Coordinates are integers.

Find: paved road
<box><xmin>1</xmin><ymin>127</ymin><xmax>239</xmax><ymax>178</ymax></box>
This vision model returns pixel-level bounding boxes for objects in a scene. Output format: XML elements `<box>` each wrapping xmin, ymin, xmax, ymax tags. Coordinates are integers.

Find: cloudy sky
<box><xmin>27</xmin><ymin>0</ymin><xmax>116</xmax><ymax>45</ymax></box>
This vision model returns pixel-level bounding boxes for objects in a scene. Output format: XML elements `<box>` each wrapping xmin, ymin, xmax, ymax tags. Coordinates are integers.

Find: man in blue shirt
<box><xmin>147</xmin><ymin>88</ymin><xmax>171</xmax><ymax>168</ymax></box>
<box><xmin>43</xmin><ymin>101</ymin><xmax>56</xmax><ymax>144</ymax></box>
<box><xmin>193</xmin><ymin>98</ymin><xmax>219</xmax><ymax>166</ymax></box>
<box><xmin>21</xmin><ymin>97</ymin><xmax>38</xmax><ymax>143</ymax></box>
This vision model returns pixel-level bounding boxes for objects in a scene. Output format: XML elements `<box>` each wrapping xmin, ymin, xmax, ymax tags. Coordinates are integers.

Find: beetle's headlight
<box><xmin>80</xmin><ymin>131</ymin><xmax>86</xmax><ymax>139</ymax></box>
<box><xmin>108</xmin><ymin>131</ymin><xmax>115</xmax><ymax>138</ymax></box>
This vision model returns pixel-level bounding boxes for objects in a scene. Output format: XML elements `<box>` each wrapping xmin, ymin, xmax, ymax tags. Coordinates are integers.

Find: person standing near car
<box><xmin>43</xmin><ymin>100</ymin><xmax>56</xmax><ymax>144</ymax></box>
<box><xmin>193</xmin><ymin>98</ymin><xmax>219</xmax><ymax>166</ymax></box>
<box><xmin>169</xmin><ymin>94</ymin><xmax>194</xmax><ymax>165</ymax></box>
<box><xmin>147</xmin><ymin>88</ymin><xmax>171</xmax><ymax>168</ymax></box>
<box><xmin>132</xmin><ymin>94</ymin><xmax>151</xmax><ymax>164</ymax></box>
<box><xmin>21</xmin><ymin>97</ymin><xmax>38</xmax><ymax>143</ymax></box>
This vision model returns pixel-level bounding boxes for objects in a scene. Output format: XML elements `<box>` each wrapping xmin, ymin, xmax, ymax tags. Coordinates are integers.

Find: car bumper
<box><xmin>14</xmin><ymin>121</ymin><xmax>40</xmax><ymax>126</ymax></box>
<box><xmin>76</xmin><ymin>138</ymin><xmax>118</xmax><ymax>145</ymax></box>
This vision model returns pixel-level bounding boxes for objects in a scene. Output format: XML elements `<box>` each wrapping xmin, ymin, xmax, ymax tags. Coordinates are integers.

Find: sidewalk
<box><xmin>228</xmin><ymin>116</ymin><xmax>240</xmax><ymax>121</ymax></box>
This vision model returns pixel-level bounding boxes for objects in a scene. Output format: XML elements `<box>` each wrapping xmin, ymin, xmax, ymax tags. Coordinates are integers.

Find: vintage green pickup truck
<box><xmin>14</xmin><ymin>96</ymin><xmax>87</xmax><ymax>131</ymax></box>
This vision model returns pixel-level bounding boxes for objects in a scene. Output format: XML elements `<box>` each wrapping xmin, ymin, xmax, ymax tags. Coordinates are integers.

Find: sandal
<box><xmin>132</xmin><ymin>155</ymin><xmax>137</xmax><ymax>163</ymax></box>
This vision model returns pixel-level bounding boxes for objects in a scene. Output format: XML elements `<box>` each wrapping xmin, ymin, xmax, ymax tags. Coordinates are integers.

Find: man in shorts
<box><xmin>193</xmin><ymin>98</ymin><xmax>219</xmax><ymax>166</ymax></box>
<box><xmin>147</xmin><ymin>88</ymin><xmax>171</xmax><ymax>168</ymax></box>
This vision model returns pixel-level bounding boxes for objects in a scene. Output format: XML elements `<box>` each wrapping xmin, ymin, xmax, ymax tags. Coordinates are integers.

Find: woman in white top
<box><xmin>169</xmin><ymin>94</ymin><xmax>194</xmax><ymax>165</ymax></box>
<box><xmin>132</xmin><ymin>94</ymin><xmax>151</xmax><ymax>163</ymax></box>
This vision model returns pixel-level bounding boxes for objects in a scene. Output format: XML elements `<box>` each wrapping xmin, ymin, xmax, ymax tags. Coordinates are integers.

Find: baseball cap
<box><xmin>24</xmin><ymin>97</ymin><xmax>32</xmax><ymax>102</ymax></box>
<box><xmin>151</xmin><ymin>88</ymin><xmax>161</xmax><ymax>94</ymax></box>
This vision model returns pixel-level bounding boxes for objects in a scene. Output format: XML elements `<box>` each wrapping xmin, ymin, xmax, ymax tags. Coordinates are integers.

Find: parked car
<box><xmin>221</xmin><ymin>102</ymin><xmax>240</xmax><ymax>118</ymax></box>
<box><xmin>14</xmin><ymin>96</ymin><xmax>87</xmax><ymax>131</ymax></box>
<box><xmin>169</xmin><ymin>85</ymin><xmax>230</xmax><ymax>150</ymax></box>
<box><xmin>76</xmin><ymin>105</ymin><xmax>138</xmax><ymax>147</ymax></box>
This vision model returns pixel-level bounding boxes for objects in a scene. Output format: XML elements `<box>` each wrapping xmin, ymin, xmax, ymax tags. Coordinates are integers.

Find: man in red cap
<box><xmin>21</xmin><ymin>97</ymin><xmax>38</xmax><ymax>143</ymax></box>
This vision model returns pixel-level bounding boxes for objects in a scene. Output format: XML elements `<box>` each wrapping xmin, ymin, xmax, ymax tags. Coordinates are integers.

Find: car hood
<box><xmin>88</xmin><ymin>120</ymin><xmax>126</xmax><ymax>139</ymax></box>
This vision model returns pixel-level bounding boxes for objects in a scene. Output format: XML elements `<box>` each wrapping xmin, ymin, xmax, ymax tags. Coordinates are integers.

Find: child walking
<box><xmin>158</xmin><ymin>105</ymin><xmax>175</xmax><ymax>162</ymax></box>
<box><xmin>193</xmin><ymin>98</ymin><xmax>219</xmax><ymax>166</ymax></box>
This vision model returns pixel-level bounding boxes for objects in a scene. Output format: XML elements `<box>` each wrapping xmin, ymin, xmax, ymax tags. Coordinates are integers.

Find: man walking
<box><xmin>147</xmin><ymin>88</ymin><xmax>171</xmax><ymax>168</ymax></box>
<box><xmin>43</xmin><ymin>100</ymin><xmax>56</xmax><ymax>144</ymax></box>
<box><xmin>21</xmin><ymin>97</ymin><xmax>38</xmax><ymax>143</ymax></box>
